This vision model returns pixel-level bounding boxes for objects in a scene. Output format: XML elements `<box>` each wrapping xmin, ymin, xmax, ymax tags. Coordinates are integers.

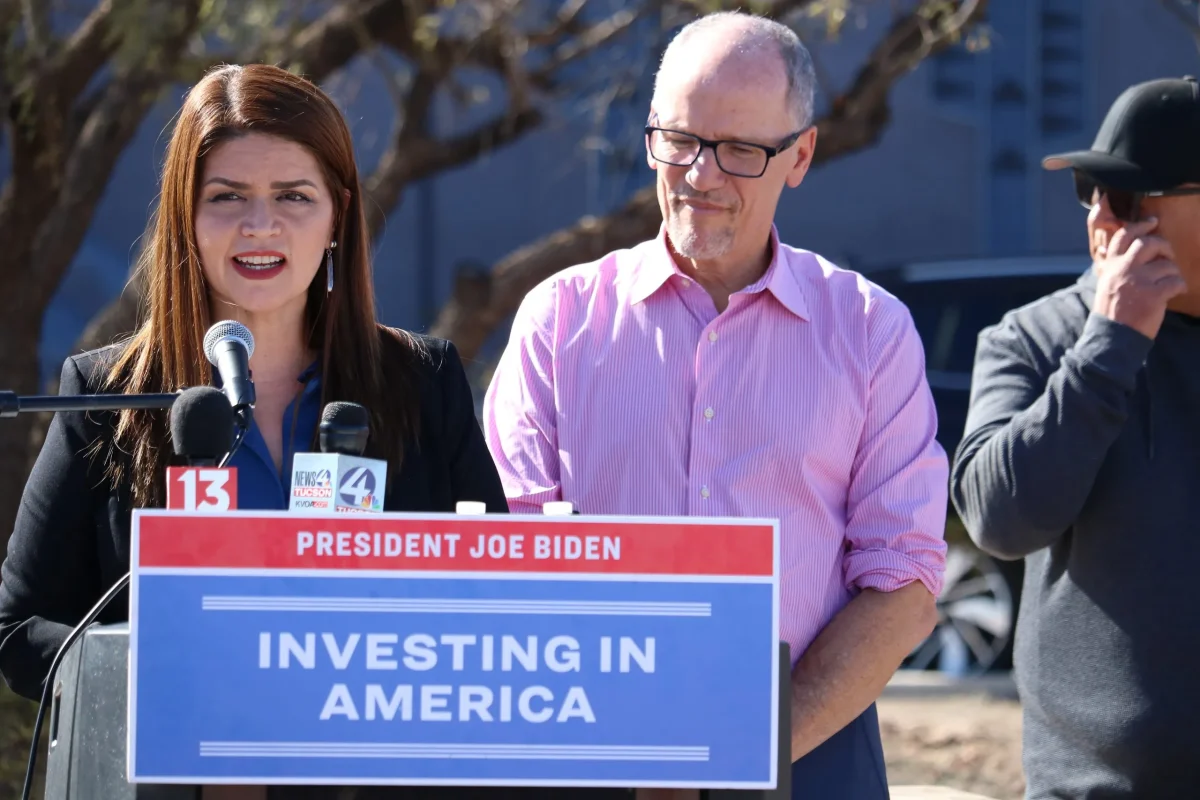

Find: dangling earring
<box><xmin>326</xmin><ymin>241</ymin><xmax>336</xmax><ymax>293</ymax></box>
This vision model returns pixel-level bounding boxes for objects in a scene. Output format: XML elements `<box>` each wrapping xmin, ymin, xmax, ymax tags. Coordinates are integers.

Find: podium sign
<box><xmin>128</xmin><ymin>510</ymin><xmax>780</xmax><ymax>790</ymax></box>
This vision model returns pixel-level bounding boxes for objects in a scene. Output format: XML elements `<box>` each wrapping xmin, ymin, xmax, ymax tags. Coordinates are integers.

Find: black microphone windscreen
<box><xmin>320</xmin><ymin>401</ymin><xmax>369</xmax><ymax>429</ymax></box>
<box><xmin>170</xmin><ymin>386</ymin><xmax>235</xmax><ymax>462</ymax></box>
<box><xmin>319</xmin><ymin>402</ymin><xmax>370</xmax><ymax>456</ymax></box>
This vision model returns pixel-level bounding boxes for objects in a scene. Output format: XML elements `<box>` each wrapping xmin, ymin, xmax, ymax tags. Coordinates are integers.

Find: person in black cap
<box><xmin>950</xmin><ymin>76</ymin><xmax>1200</xmax><ymax>798</ymax></box>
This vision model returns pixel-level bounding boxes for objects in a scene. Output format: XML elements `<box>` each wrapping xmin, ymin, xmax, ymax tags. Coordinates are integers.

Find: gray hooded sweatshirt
<box><xmin>951</xmin><ymin>267</ymin><xmax>1200</xmax><ymax>799</ymax></box>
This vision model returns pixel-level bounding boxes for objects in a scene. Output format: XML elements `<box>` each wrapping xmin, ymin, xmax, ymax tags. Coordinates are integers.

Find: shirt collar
<box><xmin>298</xmin><ymin>358</ymin><xmax>320</xmax><ymax>386</ymax></box>
<box><xmin>630</xmin><ymin>224</ymin><xmax>809</xmax><ymax>320</ymax></box>
<box><xmin>628</xmin><ymin>226</ymin><xmax>684</xmax><ymax>306</ymax></box>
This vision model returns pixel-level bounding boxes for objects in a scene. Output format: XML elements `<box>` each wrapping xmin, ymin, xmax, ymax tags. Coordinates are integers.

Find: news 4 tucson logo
<box><xmin>337</xmin><ymin>466</ymin><xmax>382</xmax><ymax>511</ymax></box>
<box><xmin>291</xmin><ymin>468</ymin><xmax>333</xmax><ymax>498</ymax></box>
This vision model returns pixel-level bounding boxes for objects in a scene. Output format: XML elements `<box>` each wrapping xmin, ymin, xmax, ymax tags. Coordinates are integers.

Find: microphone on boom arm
<box><xmin>203</xmin><ymin>320</ymin><xmax>256</xmax><ymax>465</ymax></box>
<box><xmin>170</xmin><ymin>385</ymin><xmax>236</xmax><ymax>467</ymax></box>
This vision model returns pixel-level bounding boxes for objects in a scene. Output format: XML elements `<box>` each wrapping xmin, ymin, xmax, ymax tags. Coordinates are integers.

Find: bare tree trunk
<box><xmin>0</xmin><ymin>313</ymin><xmax>51</xmax><ymax>537</ymax></box>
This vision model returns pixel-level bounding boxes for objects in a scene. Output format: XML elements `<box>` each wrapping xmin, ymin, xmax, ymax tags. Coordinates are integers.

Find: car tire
<box><xmin>901</xmin><ymin>544</ymin><xmax>1019</xmax><ymax>675</ymax></box>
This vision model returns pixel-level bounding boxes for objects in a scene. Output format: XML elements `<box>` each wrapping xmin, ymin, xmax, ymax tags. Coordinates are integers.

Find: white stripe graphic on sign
<box><xmin>198</xmin><ymin>742</ymin><xmax>709</xmax><ymax>762</ymax></box>
<box><xmin>200</xmin><ymin>596</ymin><xmax>712</xmax><ymax>617</ymax></box>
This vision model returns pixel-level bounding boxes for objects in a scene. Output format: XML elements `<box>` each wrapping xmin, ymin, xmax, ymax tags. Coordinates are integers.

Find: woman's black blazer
<box><xmin>0</xmin><ymin>330</ymin><xmax>508</xmax><ymax>701</ymax></box>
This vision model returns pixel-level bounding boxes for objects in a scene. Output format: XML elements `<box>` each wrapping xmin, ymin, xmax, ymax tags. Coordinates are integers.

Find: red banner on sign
<box><xmin>133</xmin><ymin>512</ymin><xmax>776</xmax><ymax>577</ymax></box>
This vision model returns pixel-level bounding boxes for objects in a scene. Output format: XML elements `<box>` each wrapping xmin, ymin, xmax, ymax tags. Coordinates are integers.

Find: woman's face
<box><xmin>194</xmin><ymin>132</ymin><xmax>335</xmax><ymax>324</ymax></box>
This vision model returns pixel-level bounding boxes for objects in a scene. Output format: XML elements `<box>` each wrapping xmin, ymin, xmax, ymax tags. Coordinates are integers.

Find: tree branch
<box><xmin>0</xmin><ymin>0</ymin><xmax>19</xmax><ymax>26</ymax></box>
<box><xmin>1158</xmin><ymin>0</ymin><xmax>1200</xmax><ymax>48</ymax></box>
<box><xmin>360</xmin><ymin>0</ymin><xmax>663</xmax><ymax>239</ymax></box>
<box><xmin>371</xmin><ymin>0</ymin><xmax>645</xmax><ymax>92</ymax></box>
<box><xmin>364</xmin><ymin>67</ymin><xmax>439</xmax><ymax>236</ymax></box>
<box><xmin>409</xmin><ymin>107</ymin><xmax>546</xmax><ymax>182</ymax></box>
<box><xmin>531</xmin><ymin>5</ymin><xmax>643</xmax><ymax>86</ymax></box>
<box><xmin>19</xmin><ymin>0</ymin><xmax>49</xmax><ymax>66</ymax></box>
<box><xmin>428</xmin><ymin>0</ymin><xmax>990</xmax><ymax>360</ymax></box>
<box><xmin>171</xmin><ymin>0</ymin><xmax>412</xmax><ymax>89</ymax></box>
<box><xmin>25</xmin><ymin>0</ymin><xmax>205</xmax><ymax>310</ymax></box>
<box><xmin>0</xmin><ymin>0</ymin><xmax>22</xmax><ymax>142</ymax></box>
<box><xmin>365</xmin><ymin>102</ymin><xmax>544</xmax><ymax>240</ymax></box>
<box><xmin>279</xmin><ymin>0</ymin><xmax>411</xmax><ymax>76</ymax></box>
<box><xmin>815</xmin><ymin>0</ymin><xmax>987</xmax><ymax>162</ymax></box>
<box><xmin>527</xmin><ymin>0</ymin><xmax>592</xmax><ymax>46</ymax></box>
<box><xmin>39</xmin><ymin>0</ymin><xmax>115</xmax><ymax>106</ymax></box>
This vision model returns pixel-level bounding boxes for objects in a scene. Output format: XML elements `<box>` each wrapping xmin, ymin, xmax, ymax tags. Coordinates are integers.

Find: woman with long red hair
<box><xmin>0</xmin><ymin>64</ymin><xmax>507</xmax><ymax>709</ymax></box>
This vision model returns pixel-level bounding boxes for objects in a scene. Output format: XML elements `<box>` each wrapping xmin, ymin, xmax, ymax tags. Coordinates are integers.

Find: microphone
<box><xmin>169</xmin><ymin>386</ymin><xmax>235</xmax><ymax>466</ymax></box>
<box><xmin>203</xmin><ymin>320</ymin><xmax>255</xmax><ymax>412</ymax></box>
<box><xmin>289</xmin><ymin>401</ymin><xmax>387</xmax><ymax>514</ymax></box>
<box><xmin>165</xmin><ymin>386</ymin><xmax>240</xmax><ymax>510</ymax></box>
<box><xmin>319</xmin><ymin>401</ymin><xmax>369</xmax><ymax>455</ymax></box>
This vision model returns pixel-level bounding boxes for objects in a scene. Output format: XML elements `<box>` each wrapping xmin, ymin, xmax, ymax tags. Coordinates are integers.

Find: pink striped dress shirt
<box><xmin>482</xmin><ymin>225</ymin><xmax>948</xmax><ymax>664</ymax></box>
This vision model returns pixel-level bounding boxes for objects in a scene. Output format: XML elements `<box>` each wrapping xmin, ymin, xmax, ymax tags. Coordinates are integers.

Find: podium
<box><xmin>44</xmin><ymin>509</ymin><xmax>791</xmax><ymax>798</ymax></box>
<box><xmin>44</xmin><ymin>623</ymin><xmax>193</xmax><ymax>800</ymax></box>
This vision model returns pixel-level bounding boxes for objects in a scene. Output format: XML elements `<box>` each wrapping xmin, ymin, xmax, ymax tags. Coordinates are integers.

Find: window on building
<box><xmin>932</xmin><ymin>45</ymin><xmax>978</xmax><ymax>106</ymax></box>
<box><xmin>1040</xmin><ymin>0</ymin><xmax>1084</xmax><ymax>136</ymax></box>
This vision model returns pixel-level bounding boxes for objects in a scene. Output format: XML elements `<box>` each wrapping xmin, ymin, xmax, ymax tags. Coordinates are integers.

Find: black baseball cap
<box><xmin>1042</xmin><ymin>76</ymin><xmax>1200</xmax><ymax>191</ymax></box>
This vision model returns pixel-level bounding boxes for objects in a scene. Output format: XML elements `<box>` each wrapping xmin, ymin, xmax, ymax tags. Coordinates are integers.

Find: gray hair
<box><xmin>654</xmin><ymin>11</ymin><xmax>816</xmax><ymax>129</ymax></box>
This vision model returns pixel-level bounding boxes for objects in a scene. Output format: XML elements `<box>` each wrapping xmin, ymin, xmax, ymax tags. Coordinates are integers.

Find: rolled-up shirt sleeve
<box><xmin>842</xmin><ymin>295</ymin><xmax>949</xmax><ymax>597</ymax></box>
<box><xmin>482</xmin><ymin>279</ymin><xmax>563</xmax><ymax>515</ymax></box>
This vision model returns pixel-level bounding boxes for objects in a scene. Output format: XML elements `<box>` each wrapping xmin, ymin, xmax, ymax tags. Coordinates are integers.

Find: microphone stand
<box><xmin>0</xmin><ymin>390</ymin><xmax>179</xmax><ymax>417</ymax></box>
<box><xmin>220</xmin><ymin>406</ymin><xmax>252</xmax><ymax>467</ymax></box>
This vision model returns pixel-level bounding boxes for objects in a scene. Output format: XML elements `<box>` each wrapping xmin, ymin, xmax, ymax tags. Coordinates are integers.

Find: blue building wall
<box><xmin>37</xmin><ymin>0</ymin><xmax>1200</xmax><ymax>385</ymax></box>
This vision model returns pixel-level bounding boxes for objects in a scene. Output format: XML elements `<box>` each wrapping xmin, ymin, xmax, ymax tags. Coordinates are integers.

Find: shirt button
<box><xmin>708</xmin><ymin>330</ymin><xmax>718</xmax><ymax>343</ymax></box>
<box><xmin>681</xmin><ymin>278</ymin><xmax>691</xmax><ymax>288</ymax></box>
<box><xmin>700</xmin><ymin>485</ymin><xmax>710</xmax><ymax>499</ymax></box>
<box><xmin>704</xmin><ymin>407</ymin><xmax>714</xmax><ymax>420</ymax></box>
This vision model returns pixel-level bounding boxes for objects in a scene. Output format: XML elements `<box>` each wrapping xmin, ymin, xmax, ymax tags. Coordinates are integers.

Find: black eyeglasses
<box><xmin>645</xmin><ymin>126</ymin><xmax>804</xmax><ymax>178</ymax></box>
<box><xmin>1074</xmin><ymin>171</ymin><xmax>1200</xmax><ymax>222</ymax></box>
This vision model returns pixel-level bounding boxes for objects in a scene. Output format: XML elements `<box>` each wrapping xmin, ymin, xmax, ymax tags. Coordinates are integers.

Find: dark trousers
<box><xmin>789</xmin><ymin>702</ymin><xmax>889</xmax><ymax>800</ymax></box>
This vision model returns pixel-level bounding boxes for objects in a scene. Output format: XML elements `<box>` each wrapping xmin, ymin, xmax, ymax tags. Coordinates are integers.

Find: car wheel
<box><xmin>901</xmin><ymin>544</ymin><xmax>1015</xmax><ymax>675</ymax></box>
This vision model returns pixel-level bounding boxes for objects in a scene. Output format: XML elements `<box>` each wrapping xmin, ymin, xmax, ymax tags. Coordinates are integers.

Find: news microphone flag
<box><xmin>289</xmin><ymin>452</ymin><xmax>386</xmax><ymax>513</ymax></box>
<box><xmin>166</xmin><ymin>467</ymin><xmax>238</xmax><ymax>511</ymax></box>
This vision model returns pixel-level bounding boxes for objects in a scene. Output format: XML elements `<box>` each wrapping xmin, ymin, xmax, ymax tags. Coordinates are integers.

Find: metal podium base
<box><xmin>44</xmin><ymin>622</ymin><xmax>194</xmax><ymax>800</ymax></box>
<box><xmin>43</xmin><ymin>624</ymin><xmax>790</xmax><ymax>799</ymax></box>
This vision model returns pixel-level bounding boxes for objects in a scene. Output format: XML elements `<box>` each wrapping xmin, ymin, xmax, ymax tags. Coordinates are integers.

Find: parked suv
<box><xmin>870</xmin><ymin>255</ymin><xmax>1087</xmax><ymax>675</ymax></box>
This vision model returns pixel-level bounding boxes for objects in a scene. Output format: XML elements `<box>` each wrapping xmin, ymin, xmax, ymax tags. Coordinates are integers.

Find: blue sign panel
<box><xmin>129</xmin><ymin>511</ymin><xmax>780</xmax><ymax>789</ymax></box>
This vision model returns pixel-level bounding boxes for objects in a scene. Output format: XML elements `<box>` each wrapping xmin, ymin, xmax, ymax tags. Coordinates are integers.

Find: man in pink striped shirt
<box><xmin>483</xmin><ymin>11</ymin><xmax>946</xmax><ymax>798</ymax></box>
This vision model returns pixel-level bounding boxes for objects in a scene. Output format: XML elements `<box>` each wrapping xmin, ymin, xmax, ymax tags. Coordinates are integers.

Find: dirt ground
<box><xmin>879</xmin><ymin>694</ymin><xmax>1025</xmax><ymax>800</ymax></box>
